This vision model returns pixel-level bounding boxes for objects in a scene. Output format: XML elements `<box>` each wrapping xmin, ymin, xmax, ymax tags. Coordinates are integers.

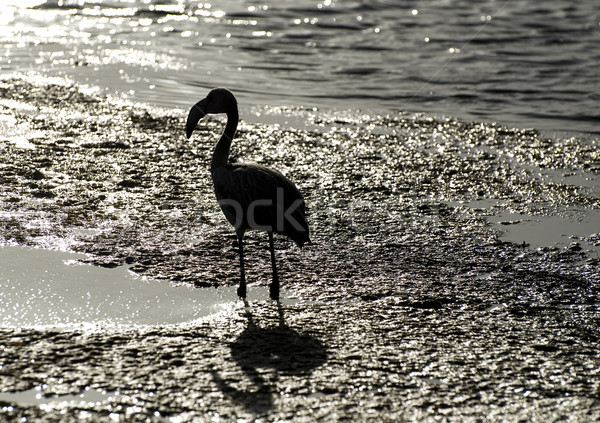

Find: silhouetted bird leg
<box><xmin>243</xmin><ymin>298</ymin><xmax>251</xmax><ymax>312</ymax></box>
<box><xmin>268</xmin><ymin>231</ymin><xmax>280</xmax><ymax>300</ymax></box>
<box><xmin>237</xmin><ymin>233</ymin><xmax>247</xmax><ymax>299</ymax></box>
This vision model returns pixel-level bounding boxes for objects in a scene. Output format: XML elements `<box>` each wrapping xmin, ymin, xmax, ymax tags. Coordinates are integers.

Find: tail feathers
<box><xmin>292</xmin><ymin>233</ymin><xmax>311</xmax><ymax>248</ymax></box>
<box><xmin>288</xmin><ymin>219</ymin><xmax>310</xmax><ymax>247</ymax></box>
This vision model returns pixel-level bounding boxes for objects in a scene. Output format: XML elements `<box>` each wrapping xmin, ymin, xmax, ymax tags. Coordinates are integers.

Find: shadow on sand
<box><xmin>211</xmin><ymin>302</ymin><xmax>328</xmax><ymax>413</ymax></box>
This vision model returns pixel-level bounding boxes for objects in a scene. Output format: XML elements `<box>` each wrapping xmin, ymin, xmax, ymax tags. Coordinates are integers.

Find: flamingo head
<box><xmin>186</xmin><ymin>88</ymin><xmax>237</xmax><ymax>139</ymax></box>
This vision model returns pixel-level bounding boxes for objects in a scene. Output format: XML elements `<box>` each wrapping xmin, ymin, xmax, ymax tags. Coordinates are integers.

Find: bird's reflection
<box><xmin>212</xmin><ymin>301</ymin><xmax>328</xmax><ymax>413</ymax></box>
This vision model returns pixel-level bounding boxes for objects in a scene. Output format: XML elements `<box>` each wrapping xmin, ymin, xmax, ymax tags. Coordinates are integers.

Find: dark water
<box><xmin>1</xmin><ymin>0</ymin><xmax>599</xmax><ymax>135</ymax></box>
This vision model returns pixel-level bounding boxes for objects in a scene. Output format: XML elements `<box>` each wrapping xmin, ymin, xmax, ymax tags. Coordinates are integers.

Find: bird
<box><xmin>185</xmin><ymin>88</ymin><xmax>310</xmax><ymax>301</ymax></box>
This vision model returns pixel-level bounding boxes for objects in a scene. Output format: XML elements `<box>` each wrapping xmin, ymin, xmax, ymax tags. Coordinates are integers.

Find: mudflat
<box><xmin>1</xmin><ymin>77</ymin><xmax>599</xmax><ymax>421</ymax></box>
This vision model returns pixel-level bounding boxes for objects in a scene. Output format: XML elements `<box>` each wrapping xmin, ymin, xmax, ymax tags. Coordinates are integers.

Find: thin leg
<box><xmin>237</xmin><ymin>234</ymin><xmax>247</xmax><ymax>299</ymax></box>
<box><xmin>268</xmin><ymin>231</ymin><xmax>280</xmax><ymax>300</ymax></box>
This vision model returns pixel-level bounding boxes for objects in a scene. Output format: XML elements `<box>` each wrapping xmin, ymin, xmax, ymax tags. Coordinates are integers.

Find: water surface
<box><xmin>0</xmin><ymin>245</ymin><xmax>286</xmax><ymax>329</ymax></box>
<box><xmin>1</xmin><ymin>0</ymin><xmax>598</xmax><ymax>134</ymax></box>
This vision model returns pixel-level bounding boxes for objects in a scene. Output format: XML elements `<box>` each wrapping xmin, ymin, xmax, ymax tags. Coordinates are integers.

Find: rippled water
<box><xmin>1</xmin><ymin>0</ymin><xmax>599</xmax><ymax>134</ymax></box>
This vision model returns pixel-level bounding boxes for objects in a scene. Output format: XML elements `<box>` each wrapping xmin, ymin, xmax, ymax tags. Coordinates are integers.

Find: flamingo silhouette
<box><xmin>186</xmin><ymin>88</ymin><xmax>310</xmax><ymax>300</ymax></box>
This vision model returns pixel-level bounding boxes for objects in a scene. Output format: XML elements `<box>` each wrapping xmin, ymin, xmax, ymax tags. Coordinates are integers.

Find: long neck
<box><xmin>211</xmin><ymin>108</ymin><xmax>238</xmax><ymax>172</ymax></box>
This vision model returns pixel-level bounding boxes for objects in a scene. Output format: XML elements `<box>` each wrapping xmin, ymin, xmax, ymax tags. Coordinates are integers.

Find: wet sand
<box><xmin>1</xmin><ymin>76</ymin><xmax>599</xmax><ymax>421</ymax></box>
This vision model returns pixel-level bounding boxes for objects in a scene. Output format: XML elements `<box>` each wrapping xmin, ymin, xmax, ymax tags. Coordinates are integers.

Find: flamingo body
<box><xmin>213</xmin><ymin>163</ymin><xmax>309</xmax><ymax>246</ymax></box>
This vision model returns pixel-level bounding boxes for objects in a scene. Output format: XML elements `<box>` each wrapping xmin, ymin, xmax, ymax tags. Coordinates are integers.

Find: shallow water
<box><xmin>1</xmin><ymin>0</ymin><xmax>599</xmax><ymax>135</ymax></box>
<box><xmin>0</xmin><ymin>245</ymin><xmax>291</xmax><ymax>329</ymax></box>
<box><xmin>449</xmin><ymin>198</ymin><xmax>600</xmax><ymax>256</ymax></box>
<box><xmin>0</xmin><ymin>386</ymin><xmax>119</xmax><ymax>412</ymax></box>
<box><xmin>490</xmin><ymin>208</ymin><xmax>600</xmax><ymax>254</ymax></box>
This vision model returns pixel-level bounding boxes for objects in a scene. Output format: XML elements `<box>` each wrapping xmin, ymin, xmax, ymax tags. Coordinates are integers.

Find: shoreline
<box><xmin>2</xmin><ymin>71</ymin><xmax>599</xmax><ymax>141</ymax></box>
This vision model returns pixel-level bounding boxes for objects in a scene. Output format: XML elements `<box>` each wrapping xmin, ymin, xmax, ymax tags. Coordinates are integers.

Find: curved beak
<box><xmin>186</xmin><ymin>98</ymin><xmax>207</xmax><ymax>139</ymax></box>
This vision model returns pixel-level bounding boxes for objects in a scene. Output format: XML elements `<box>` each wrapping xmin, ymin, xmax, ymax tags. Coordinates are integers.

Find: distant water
<box><xmin>1</xmin><ymin>0</ymin><xmax>598</xmax><ymax>135</ymax></box>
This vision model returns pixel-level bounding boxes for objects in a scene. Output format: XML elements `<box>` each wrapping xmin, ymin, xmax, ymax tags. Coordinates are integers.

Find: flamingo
<box><xmin>185</xmin><ymin>88</ymin><xmax>310</xmax><ymax>300</ymax></box>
